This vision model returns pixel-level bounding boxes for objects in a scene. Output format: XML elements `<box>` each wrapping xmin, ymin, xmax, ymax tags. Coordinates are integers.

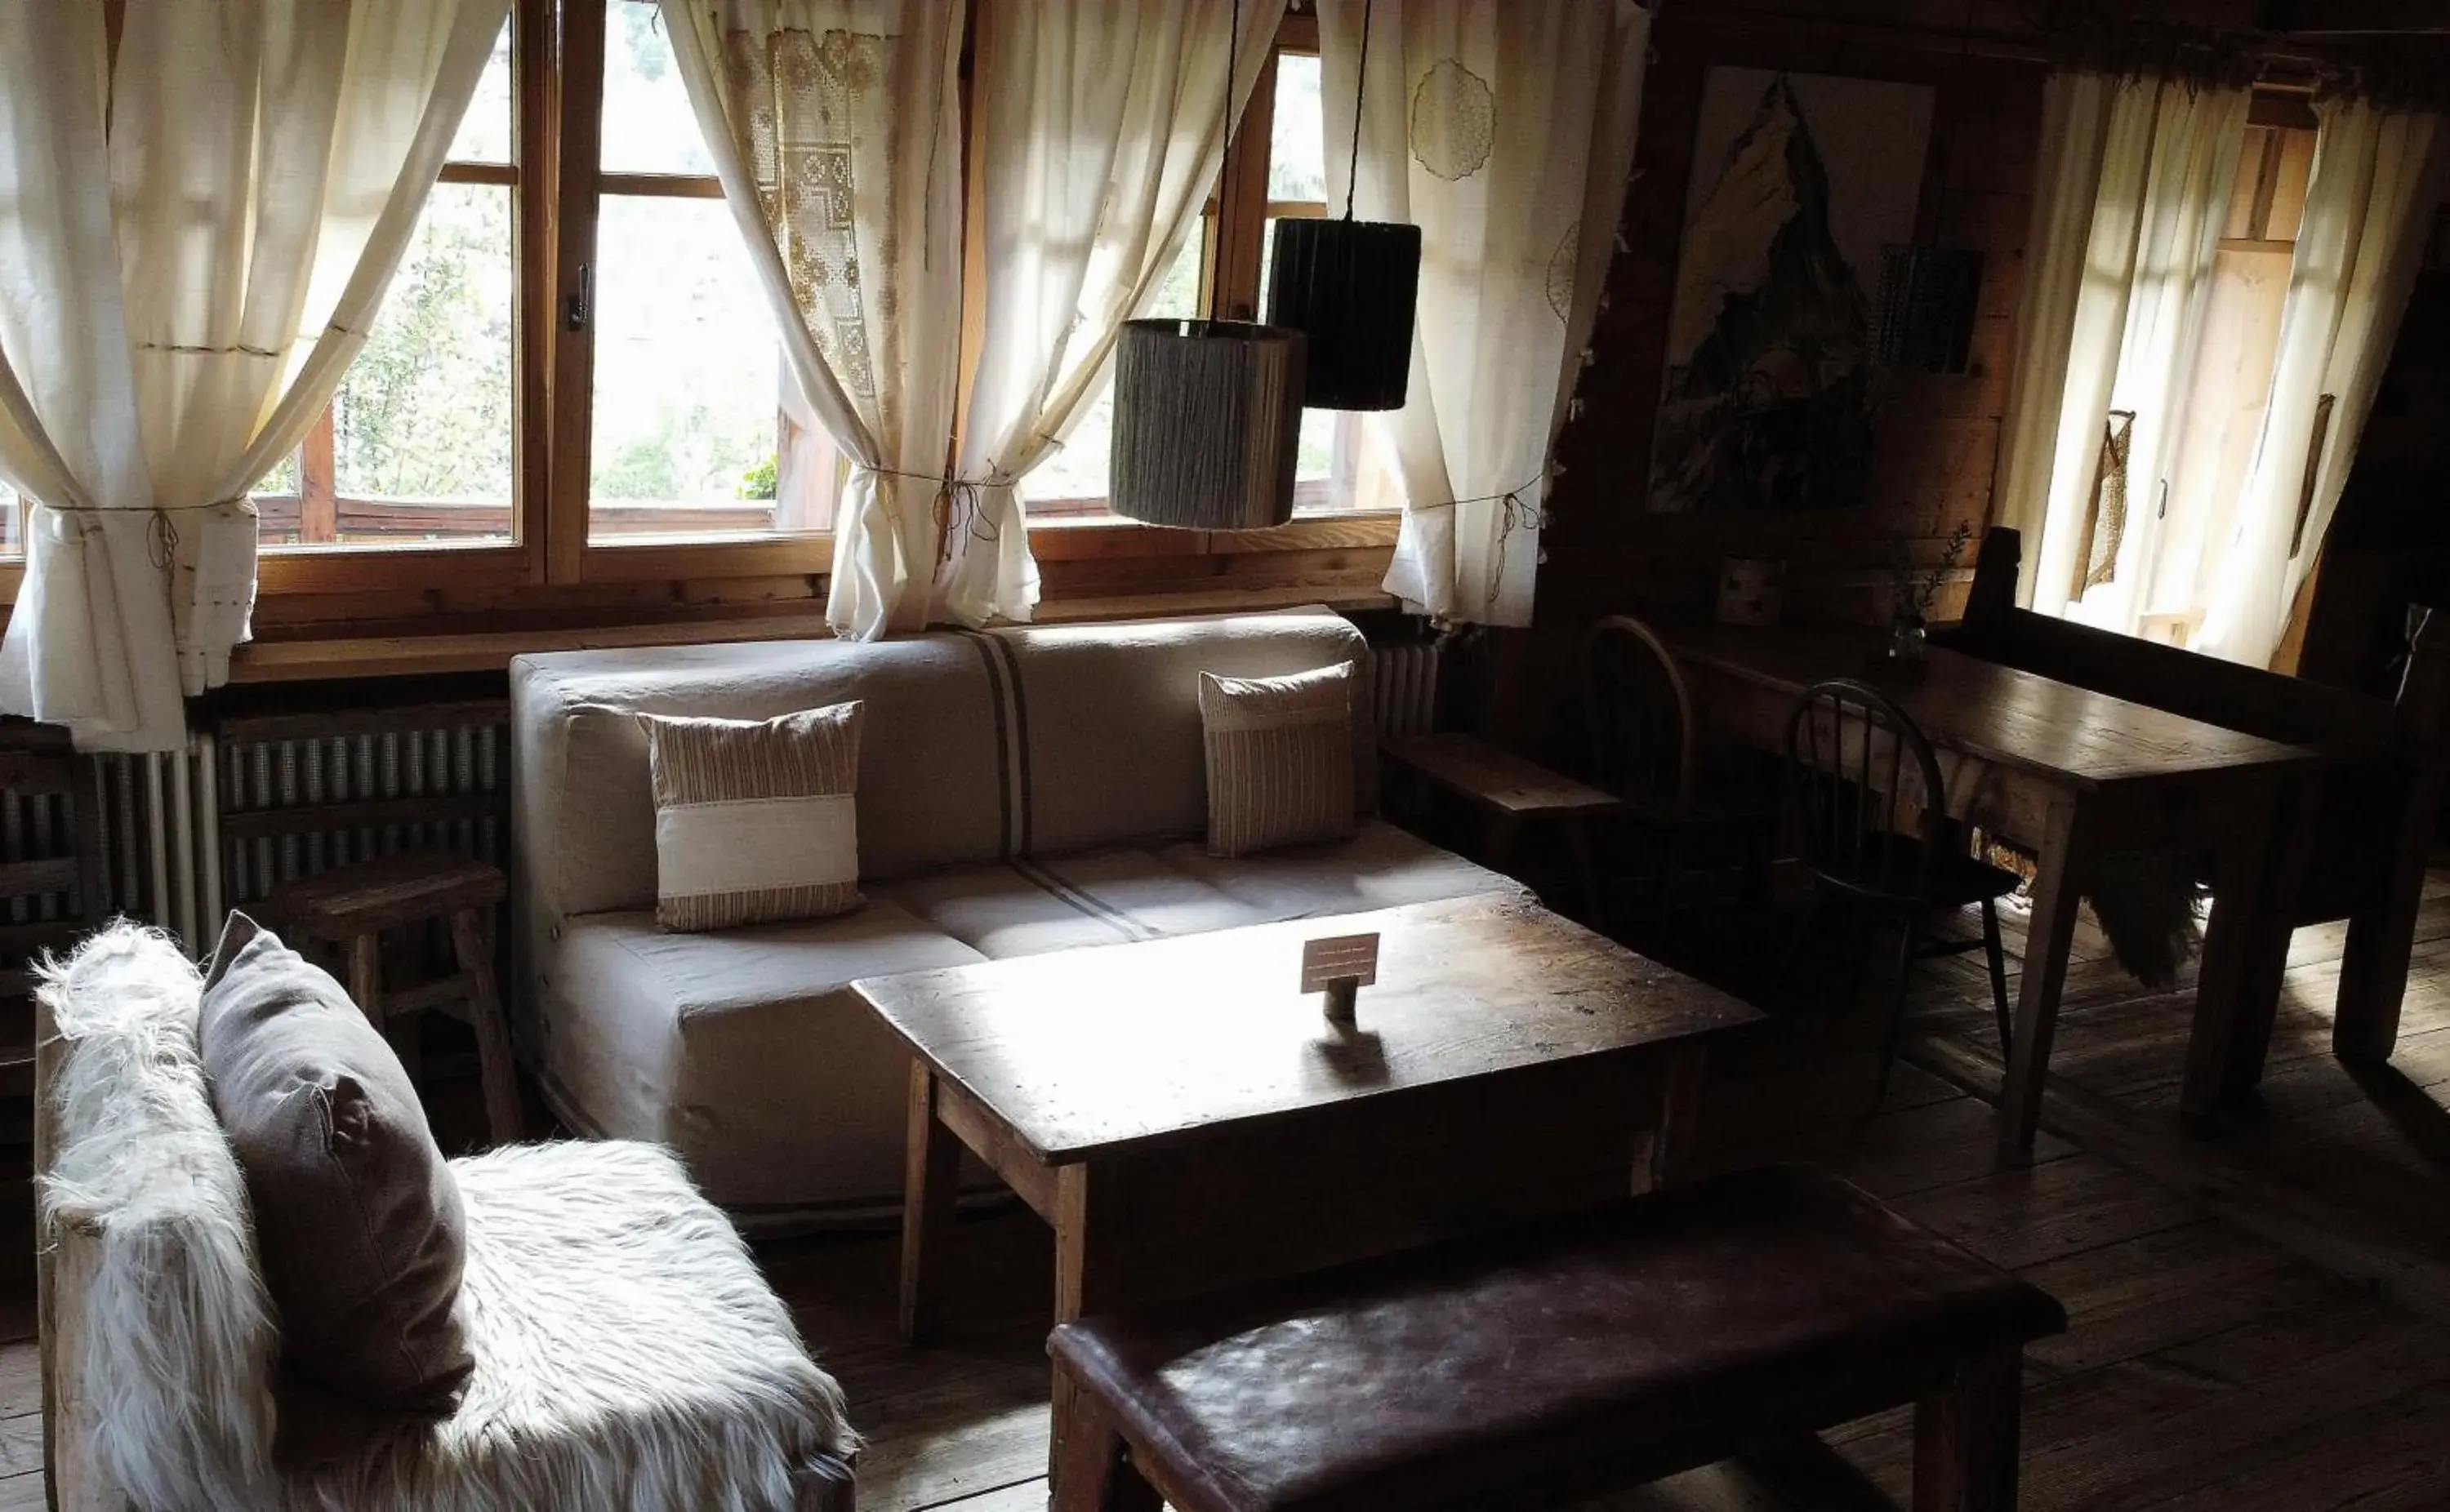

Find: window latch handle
<box><xmin>564</xmin><ymin>264</ymin><xmax>593</xmax><ymax>332</ymax></box>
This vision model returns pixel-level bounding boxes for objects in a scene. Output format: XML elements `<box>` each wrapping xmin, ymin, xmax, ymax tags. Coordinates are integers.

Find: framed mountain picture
<box><xmin>1647</xmin><ymin>69</ymin><xmax>1935</xmax><ymax>514</ymax></box>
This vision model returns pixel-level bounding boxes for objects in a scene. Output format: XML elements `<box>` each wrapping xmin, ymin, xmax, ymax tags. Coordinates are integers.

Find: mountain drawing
<box><xmin>1649</xmin><ymin>72</ymin><xmax>1879</xmax><ymax>514</ymax></box>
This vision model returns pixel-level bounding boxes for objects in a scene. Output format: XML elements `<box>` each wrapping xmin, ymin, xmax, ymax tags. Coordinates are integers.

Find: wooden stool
<box><xmin>1379</xmin><ymin>731</ymin><xmax>1620</xmax><ymax>919</ymax></box>
<box><xmin>1049</xmin><ymin>1165</ymin><xmax>2065</xmax><ymax>1512</ymax></box>
<box><xmin>264</xmin><ymin>853</ymin><xmax>523</xmax><ymax>1145</ymax></box>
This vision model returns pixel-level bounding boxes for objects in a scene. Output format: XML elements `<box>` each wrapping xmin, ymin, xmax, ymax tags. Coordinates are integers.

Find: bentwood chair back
<box><xmin>1782</xmin><ymin>678</ymin><xmax>2018</xmax><ymax>1100</ymax></box>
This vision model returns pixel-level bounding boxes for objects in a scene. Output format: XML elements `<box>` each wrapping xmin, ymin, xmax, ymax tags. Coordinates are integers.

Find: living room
<box><xmin>7</xmin><ymin>0</ymin><xmax>2450</xmax><ymax>1509</ymax></box>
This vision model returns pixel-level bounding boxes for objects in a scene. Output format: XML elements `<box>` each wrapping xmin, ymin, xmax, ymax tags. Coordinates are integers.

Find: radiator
<box><xmin>1370</xmin><ymin>638</ymin><xmax>1443</xmax><ymax>737</ymax></box>
<box><xmin>96</xmin><ymin>709</ymin><xmax>510</xmax><ymax>956</ymax></box>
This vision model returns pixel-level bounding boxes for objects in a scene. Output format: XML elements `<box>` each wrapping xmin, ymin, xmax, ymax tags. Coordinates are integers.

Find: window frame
<box><xmin>0</xmin><ymin>2</ymin><xmax>1397</xmax><ymax>629</ymax></box>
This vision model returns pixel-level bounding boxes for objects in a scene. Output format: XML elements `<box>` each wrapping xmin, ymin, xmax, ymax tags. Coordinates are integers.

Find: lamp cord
<box><xmin>1212</xmin><ymin>0</ymin><xmax>1243</xmax><ymax>319</ymax></box>
<box><xmin>1343</xmin><ymin>0</ymin><xmax>1374</xmax><ymax>221</ymax></box>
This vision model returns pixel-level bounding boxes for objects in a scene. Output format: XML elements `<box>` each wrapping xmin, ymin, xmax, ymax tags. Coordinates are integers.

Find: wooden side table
<box><xmin>1379</xmin><ymin>732</ymin><xmax>1621</xmax><ymax>919</ymax></box>
<box><xmin>264</xmin><ymin>853</ymin><xmax>523</xmax><ymax>1145</ymax></box>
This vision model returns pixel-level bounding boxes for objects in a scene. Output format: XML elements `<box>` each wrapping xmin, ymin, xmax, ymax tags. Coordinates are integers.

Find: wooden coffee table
<box><xmin>853</xmin><ymin>892</ymin><xmax>1766</xmax><ymax>1345</ymax></box>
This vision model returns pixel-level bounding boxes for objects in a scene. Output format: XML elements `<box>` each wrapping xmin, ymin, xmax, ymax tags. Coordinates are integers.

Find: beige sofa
<box><xmin>511</xmin><ymin>609</ymin><xmax>1524</xmax><ymax>1217</ymax></box>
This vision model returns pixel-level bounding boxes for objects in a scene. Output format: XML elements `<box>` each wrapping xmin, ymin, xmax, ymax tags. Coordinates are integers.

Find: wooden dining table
<box><xmin>1655</xmin><ymin>622</ymin><xmax>2330</xmax><ymax>1158</ymax></box>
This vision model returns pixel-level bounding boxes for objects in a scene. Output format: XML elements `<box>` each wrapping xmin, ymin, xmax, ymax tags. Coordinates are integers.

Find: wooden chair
<box><xmin>1581</xmin><ymin>615</ymin><xmax>1775</xmax><ymax>925</ymax></box>
<box><xmin>1784</xmin><ymin>679</ymin><xmax>2018</xmax><ymax>1103</ymax></box>
<box><xmin>261</xmin><ymin>853</ymin><xmax>523</xmax><ymax>1145</ymax></box>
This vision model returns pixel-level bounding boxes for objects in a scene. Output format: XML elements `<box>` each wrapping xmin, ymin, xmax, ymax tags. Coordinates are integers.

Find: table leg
<box><xmin>2334</xmin><ymin>760</ymin><xmax>2443</xmax><ymax>1065</ymax></box>
<box><xmin>1051</xmin><ymin>1162</ymin><xmax>1133</xmax><ymax>1505</ymax></box>
<box><xmin>2182</xmin><ymin>777</ymin><xmax>2290</xmax><ymax>1120</ymax></box>
<box><xmin>1632</xmin><ymin>1044</ymin><xmax>1707</xmax><ymax>1196</ymax></box>
<box><xmin>2199</xmin><ymin>777</ymin><xmax>2310</xmax><ymax>1110</ymax></box>
<box><xmin>899</xmin><ymin>1061</ymin><xmax>962</xmax><ymax>1345</ymax></box>
<box><xmin>1998</xmin><ymin>794</ymin><xmax>2094</xmax><ymax>1162</ymax></box>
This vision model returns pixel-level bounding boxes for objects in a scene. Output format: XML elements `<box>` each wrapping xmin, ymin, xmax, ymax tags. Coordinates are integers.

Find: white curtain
<box><xmin>1993</xmin><ymin>71</ymin><xmax>2249</xmax><ymax>625</ymax></box>
<box><xmin>0</xmin><ymin>0</ymin><xmax>505</xmax><ymax>751</ymax></box>
<box><xmin>662</xmin><ymin>0</ymin><xmax>963</xmax><ymax>642</ymax></box>
<box><xmin>931</xmin><ymin>0</ymin><xmax>1284</xmax><ymax>628</ymax></box>
<box><xmin>2194</xmin><ymin>99</ymin><xmax>2448</xmax><ymax>666</ymax></box>
<box><xmin>1320</xmin><ymin>0</ymin><xmax>1648</xmax><ymax>628</ymax></box>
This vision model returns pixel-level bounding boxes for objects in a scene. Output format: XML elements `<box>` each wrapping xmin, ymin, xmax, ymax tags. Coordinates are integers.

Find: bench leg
<box><xmin>1913</xmin><ymin>1345</ymin><xmax>2024</xmax><ymax>1512</ymax></box>
<box><xmin>1050</xmin><ymin>1370</ymin><xmax>1161</xmax><ymax>1512</ymax></box>
<box><xmin>448</xmin><ymin>909</ymin><xmax>524</xmax><ymax>1146</ymax></box>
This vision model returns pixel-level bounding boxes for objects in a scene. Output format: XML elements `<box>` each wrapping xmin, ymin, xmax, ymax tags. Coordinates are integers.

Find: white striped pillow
<box><xmin>639</xmin><ymin>702</ymin><xmax>866</xmax><ymax>932</ymax></box>
<box><xmin>1198</xmin><ymin>663</ymin><xmax>1357</xmax><ymax>858</ymax></box>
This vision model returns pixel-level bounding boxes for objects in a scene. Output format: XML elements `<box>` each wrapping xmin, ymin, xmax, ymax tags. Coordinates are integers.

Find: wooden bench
<box><xmin>1048</xmin><ymin>1164</ymin><xmax>2066</xmax><ymax>1512</ymax></box>
<box><xmin>1944</xmin><ymin>527</ymin><xmax>2450</xmax><ymax>1086</ymax></box>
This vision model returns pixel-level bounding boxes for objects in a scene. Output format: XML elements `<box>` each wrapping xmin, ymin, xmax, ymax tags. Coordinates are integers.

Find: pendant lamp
<box><xmin>1111</xmin><ymin>0</ymin><xmax>1305</xmax><ymax>531</ymax></box>
<box><xmin>1263</xmin><ymin>0</ymin><xmax>1420</xmax><ymax>410</ymax></box>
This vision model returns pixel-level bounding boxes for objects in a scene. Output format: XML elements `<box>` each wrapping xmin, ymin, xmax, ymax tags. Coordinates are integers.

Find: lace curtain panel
<box><xmin>661</xmin><ymin>0</ymin><xmax>964</xmax><ymax>642</ymax></box>
<box><xmin>0</xmin><ymin>0</ymin><xmax>505</xmax><ymax>751</ymax></box>
<box><xmin>932</xmin><ymin>0</ymin><xmax>1284</xmax><ymax>628</ymax></box>
<box><xmin>1320</xmin><ymin>0</ymin><xmax>1650</xmax><ymax>629</ymax></box>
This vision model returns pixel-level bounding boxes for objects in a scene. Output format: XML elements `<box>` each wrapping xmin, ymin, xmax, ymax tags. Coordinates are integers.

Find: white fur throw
<box><xmin>39</xmin><ymin>923</ymin><xmax>278</xmax><ymax>1510</ymax></box>
<box><xmin>41</xmin><ymin>923</ymin><xmax>858</xmax><ymax>1512</ymax></box>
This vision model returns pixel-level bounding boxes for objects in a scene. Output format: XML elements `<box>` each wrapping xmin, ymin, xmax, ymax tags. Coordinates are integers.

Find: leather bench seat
<box><xmin>1050</xmin><ymin>1164</ymin><xmax>2066</xmax><ymax>1512</ymax></box>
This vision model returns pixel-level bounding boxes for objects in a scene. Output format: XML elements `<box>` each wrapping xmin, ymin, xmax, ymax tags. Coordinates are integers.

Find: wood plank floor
<box><xmin>7</xmin><ymin>868</ymin><xmax>2450</xmax><ymax>1509</ymax></box>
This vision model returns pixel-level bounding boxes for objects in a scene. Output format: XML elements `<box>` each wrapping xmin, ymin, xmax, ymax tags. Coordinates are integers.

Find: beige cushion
<box><xmin>985</xmin><ymin>610</ymin><xmax>1378</xmax><ymax>856</ymax></box>
<box><xmin>195</xmin><ymin>914</ymin><xmax>471</xmax><ymax>1462</ymax></box>
<box><xmin>535</xmin><ymin>901</ymin><xmax>987</xmax><ymax>1212</ymax></box>
<box><xmin>1200</xmin><ymin>661</ymin><xmax>1358</xmax><ymax>857</ymax></box>
<box><xmin>875</xmin><ymin>845</ymin><xmax>1269</xmax><ymax>958</ymax></box>
<box><xmin>642</xmin><ymin>702</ymin><xmax>864</xmax><ymax>932</ymax></box>
<box><xmin>1161</xmin><ymin>820</ymin><xmax>1533</xmax><ymax>920</ymax></box>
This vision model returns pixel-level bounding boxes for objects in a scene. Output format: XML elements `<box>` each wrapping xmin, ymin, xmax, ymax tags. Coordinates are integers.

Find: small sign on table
<box><xmin>1301</xmin><ymin>932</ymin><xmax>1381</xmax><ymax>1025</ymax></box>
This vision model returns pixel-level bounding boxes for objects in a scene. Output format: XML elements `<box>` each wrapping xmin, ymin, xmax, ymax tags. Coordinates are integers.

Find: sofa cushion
<box><xmin>987</xmin><ymin>610</ymin><xmax>1378</xmax><ymax>857</ymax></box>
<box><xmin>537</xmin><ymin>900</ymin><xmax>987</xmax><ymax>1211</ymax></box>
<box><xmin>875</xmin><ymin>845</ymin><xmax>1271</xmax><ymax>958</ymax></box>
<box><xmin>1162</xmin><ymin>819</ymin><xmax>1531</xmax><ymax>922</ymax></box>
<box><xmin>512</xmin><ymin>635</ymin><xmax>1007</xmax><ymax>923</ymax></box>
<box><xmin>1200</xmin><ymin>662</ymin><xmax>1359</xmax><ymax>858</ymax></box>
<box><xmin>277</xmin><ymin>1140</ymin><xmax>857</xmax><ymax>1512</ymax></box>
<box><xmin>643</xmin><ymin>701</ymin><xmax>866</xmax><ymax>932</ymax></box>
<box><xmin>195</xmin><ymin>914</ymin><xmax>472</xmax><ymax>1457</ymax></box>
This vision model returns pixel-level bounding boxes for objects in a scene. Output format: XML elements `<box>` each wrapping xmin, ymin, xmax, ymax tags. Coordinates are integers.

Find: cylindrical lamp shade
<box><xmin>1110</xmin><ymin>318</ymin><xmax>1307</xmax><ymax>531</ymax></box>
<box><xmin>1264</xmin><ymin>218</ymin><xmax>1421</xmax><ymax>411</ymax></box>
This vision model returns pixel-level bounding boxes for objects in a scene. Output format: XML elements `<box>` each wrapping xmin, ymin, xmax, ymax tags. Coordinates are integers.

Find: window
<box><xmin>578</xmin><ymin>2</ymin><xmax>830</xmax><ymax>546</ymax></box>
<box><xmin>2</xmin><ymin>2</ymin><xmax>1390</xmax><ymax>625</ymax></box>
<box><xmin>1024</xmin><ymin>20</ymin><xmax>1383</xmax><ymax>520</ymax></box>
<box><xmin>255</xmin><ymin>19</ymin><xmax>519</xmax><ymax>551</ymax></box>
<box><xmin>2130</xmin><ymin>109</ymin><xmax>2317</xmax><ymax>647</ymax></box>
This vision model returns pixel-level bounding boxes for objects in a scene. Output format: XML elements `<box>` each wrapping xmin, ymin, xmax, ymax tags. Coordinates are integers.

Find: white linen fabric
<box><xmin>1319</xmin><ymin>0</ymin><xmax>1649</xmax><ymax>627</ymax></box>
<box><xmin>932</xmin><ymin>0</ymin><xmax>1285</xmax><ymax>628</ymax></box>
<box><xmin>0</xmin><ymin>0</ymin><xmax>504</xmax><ymax>750</ymax></box>
<box><xmin>2194</xmin><ymin>100</ymin><xmax>2448</xmax><ymax>666</ymax></box>
<box><xmin>1993</xmin><ymin>71</ymin><xmax>2249</xmax><ymax>625</ymax></box>
<box><xmin>660</xmin><ymin>0</ymin><xmax>964</xmax><ymax>642</ymax></box>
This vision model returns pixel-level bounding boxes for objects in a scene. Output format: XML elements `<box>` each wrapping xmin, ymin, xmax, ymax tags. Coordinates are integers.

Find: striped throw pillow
<box><xmin>640</xmin><ymin>702</ymin><xmax>866</xmax><ymax>932</ymax></box>
<box><xmin>1199</xmin><ymin>662</ymin><xmax>1356</xmax><ymax>858</ymax></box>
